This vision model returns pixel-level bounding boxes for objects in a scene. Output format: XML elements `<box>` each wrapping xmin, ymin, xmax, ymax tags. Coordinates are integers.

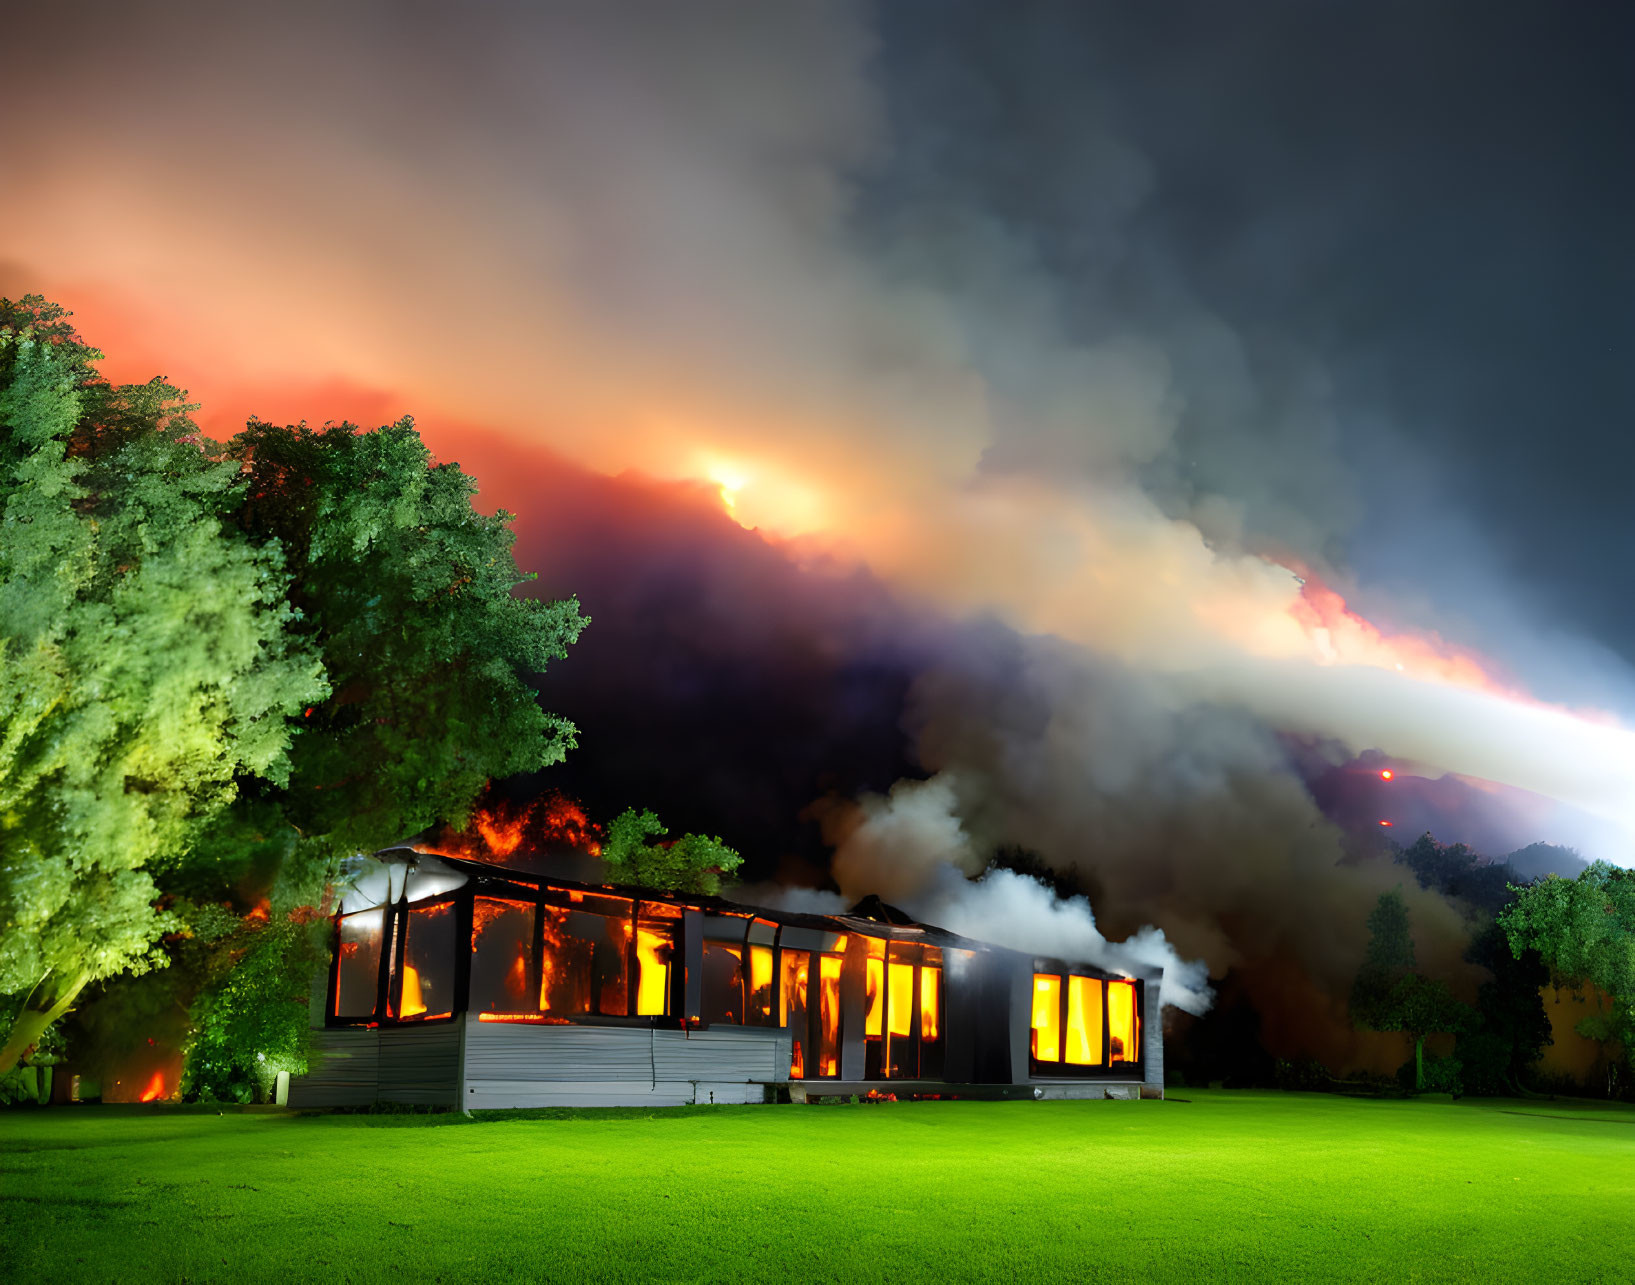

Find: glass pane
<box><xmin>597</xmin><ymin>913</ymin><xmax>631</xmax><ymax>1016</ymax></box>
<box><xmin>1031</xmin><ymin>974</ymin><xmax>1062</xmax><ymax>1062</ymax></box>
<box><xmin>746</xmin><ymin>945</ymin><xmax>775</xmax><ymax>1026</ymax></box>
<box><xmin>864</xmin><ymin>956</ymin><xmax>884</xmax><ymax>1037</ymax></box>
<box><xmin>884</xmin><ymin>962</ymin><xmax>916</xmax><ymax>1079</ymax></box>
<box><xmin>635</xmin><ymin>921</ymin><xmax>674</xmax><ymax>1016</ymax></box>
<box><xmin>335</xmin><ymin>910</ymin><xmax>384</xmax><ymax>1017</ymax></box>
<box><xmin>702</xmin><ymin>942</ymin><xmax>744</xmax><ymax>1024</ymax></box>
<box><xmin>539</xmin><ymin>906</ymin><xmax>595</xmax><ymax>1015</ymax></box>
<box><xmin>398</xmin><ymin>902</ymin><xmax>457</xmax><ymax>1020</ymax></box>
<box><xmin>817</xmin><ymin>955</ymin><xmax>843</xmax><ymax>1077</ymax></box>
<box><xmin>1066</xmin><ymin>976</ymin><xmax>1103</xmax><ymax>1066</ymax></box>
<box><xmin>1108</xmin><ymin>981</ymin><xmax>1139</xmax><ymax>1063</ymax></box>
<box><xmin>469</xmin><ymin>899</ymin><xmax>535</xmax><ymax>1014</ymax></box>
<box><xmin>919</xmin><ymin>967</ymin><xmax>943</xmax><ymax>1080</ymax></box>
<box><xmin>781</xmin><ymin>949</ymin><xmax>810</xmax><ymax>1078</ymax></box>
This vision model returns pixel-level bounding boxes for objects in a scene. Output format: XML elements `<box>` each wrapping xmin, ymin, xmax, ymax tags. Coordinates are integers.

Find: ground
<box><xmin>2</xmin><ymin>1090</ymin><xmax>1631</xmax><ymax>1283</ymax></box>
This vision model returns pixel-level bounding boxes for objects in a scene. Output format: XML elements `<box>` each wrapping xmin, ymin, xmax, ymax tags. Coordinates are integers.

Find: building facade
<box><xmin>290</xmin><ymin>848</ymin><xmax>1164</xmax><ymax>1109</ymax></box>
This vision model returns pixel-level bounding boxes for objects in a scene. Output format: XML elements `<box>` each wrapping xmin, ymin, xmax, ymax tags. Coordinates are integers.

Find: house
<box><xmin>290</xmin><ymin>847</ymin><xmax>1164</xmax><ymax>1109</ymax></box>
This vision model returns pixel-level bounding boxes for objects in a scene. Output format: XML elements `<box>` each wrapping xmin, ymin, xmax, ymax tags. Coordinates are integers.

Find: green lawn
<box><xmin>2</xmin><ymin>1091</ymin><xmax>1631</xmax><ymax>1283</ymax></box>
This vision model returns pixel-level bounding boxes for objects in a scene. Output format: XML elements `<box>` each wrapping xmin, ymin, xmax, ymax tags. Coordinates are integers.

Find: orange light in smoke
<box><xmin>1379</xmin><ymin>819</ymin><xmax>1393</xmax><ymax>827</ymax></box>
<box><xmin>139</xmin><ymin>1072</ymin><xmax>166</xmax><ymax>1102</ymax></box>
<box><xmin>1380</xmin><ymin>769</ymin><xmax>1394</xmax><ymax>781</ymax></box>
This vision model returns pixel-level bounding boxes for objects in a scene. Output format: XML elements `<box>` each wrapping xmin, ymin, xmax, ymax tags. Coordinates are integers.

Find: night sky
<box><xmin>6</xmin><ymin>2</ymin><xmax>1631</xmax><ymax>1060</ymax></box>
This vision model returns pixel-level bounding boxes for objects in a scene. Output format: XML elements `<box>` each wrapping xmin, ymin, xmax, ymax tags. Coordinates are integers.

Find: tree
<box><xmin>1350</xmin><ymin>888</ymin><xmax>1469</xmax><ymax>1092</ymax></box>
<box><xmin>1498</xmin><ymin>863</ymin><xmax>1635</xmax><ymax>1096</ymax></box>
<box><xmin>1456</xmin><ymin>921</ymin><xmax>1552</xmax><ymax>1096</ymax></box>
<box><xmin>168</xmin><ymin>416</ymin><xmax>587</xmax><ymax>1094</ymax></box>
<box><xmin>601</xmin><ymin>808</ymin><xmax>743</xmax><ymax>895</ymax></box>
<box><xmin>0</xmin><ymin>298</ymin><xmax>326</xmax><ymax>1074</ymax></box>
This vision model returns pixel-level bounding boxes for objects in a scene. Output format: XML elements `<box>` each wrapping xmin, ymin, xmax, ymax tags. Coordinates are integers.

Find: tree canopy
<box><xmin>1350</xmin><ymin>888</ymin><xmax>1469</xmax><ymax>1092</ymax></box>
<box><xmin>0</xmin><ymin>298</ymin><xmax>587</xmax><ymax>1081</ymax></box>
<box><xmin>1498</xmin><ymin>862</ymin><xmax>1635</xmax><ymax>1092</ymax></box>
<box><xmin>601</xmin><ymin>808</ymin><xmax>743</xmax><ymax>896</ymax></box>
<box><xmin>0</xmin><ymin>297</ymin><xmax>325</xmax><ymax>1073</ymax></box>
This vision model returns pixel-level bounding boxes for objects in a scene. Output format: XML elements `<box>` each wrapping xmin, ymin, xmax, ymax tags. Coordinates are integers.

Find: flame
<box><xmin>864</xmin><ymin>957</ymin><xmax>884</xmax><ymax>1036</ymax></box>
<box><xmin>1064</xmin><ymin>976</ymin><xmax>1101</xmax><ymax>1066</ymax></box>
<box><xmin>1380</xmin><ymin>769</ymin><xmax>1394</xmax><ymax>781</ymax></box>
<box><xmin>423</xmin><ymin>790</ymin><xmax>602</xmax><ymax>863</ymax></box>
<box><xmin>817</xmin><ymin>955</ymin><xmax>842</xmax><ymax>1077</ymax></box>
<box><xmin>919</xmin><ymin>967</ymin><xmax>940</xmax><ymax>1041</ymax></box>
<box><xmin>635</xmin><ymin>925</ymin><xmax>672</xmax><ymax>1016</ymax></box>
<box><xmin>139</xmin><ymin>1072</ymin><xmax>166</xmax><ymax>1102</ymax></box>
<box><xmin>399</xmin><ymin>964</ymin><xmax>425</xmax><ymax>1018</ymax></box>
<box><xmin>244</xmin><ymin>900</ymin><xmax>270</xmax><ymax>924</ymax></box>
<box><xmin>887</xmin><ymin>963</ymin><xmax>913</xmax><ymax>1039</ymax></box>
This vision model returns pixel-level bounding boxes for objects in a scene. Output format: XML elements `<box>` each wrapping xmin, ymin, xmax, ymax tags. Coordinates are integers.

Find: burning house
<box><xmin>291</xmin><ymin>849</ymin><xmax>1163</xmax><ymax>1109</ymax></box>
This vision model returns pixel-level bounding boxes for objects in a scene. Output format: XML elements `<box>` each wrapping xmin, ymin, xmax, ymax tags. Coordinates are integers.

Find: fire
<box><xmin>1380</xmin><ymin>769</ymin><xmax>1394</xmax><ymax>781</ymax></box>
<box><xmin>919</xmin><ymin>967</ymin><xmax>940</xmax><ymax>1041</ymax></box>
<box><xmin>635</xmin><ymin>925</ymin><xmax>672</xmax><ymax>1016</ymax></box>
<box><xmin>244</xmin><ymin>900</ymin><xmax>270</xmax><ymax>924</ymax></box>
<box><xmin>423</xmin><ymin>790</ymin><xmax>602</xmax><ymax>863</ymax></box>
<box><xmin>817</xmin><ymin>955</ymin><xmax>842</xmax><ymax>1077</ymax></box>
<box><xmin>1107</xmin><ymin>980</ymin><xmax>1138</xmax><ymax>1063</ymax></box>
<box><xmin>139</xmin><ymin>1072</ymin><xmax>166</xmax><ymax>1102</ymax></box>
<box><xmin>1379</xmin><ymin>819</ymin><xmax>1393</xmax><ymax>827</ymax></box>
<box><xmin>399</xmin><ymin>964</ymin><xmax>425</xmax><ymax>1018</ymax></box>
<box><xmin>1031</xmin><ymin>975</ymin><xmax>1061</xmax><ymax>1061</ymax></box>
<box><xmin>1064</xmin><ymin>976</ymin><xmax>1101</xmax><ymax>1066</ymax></box>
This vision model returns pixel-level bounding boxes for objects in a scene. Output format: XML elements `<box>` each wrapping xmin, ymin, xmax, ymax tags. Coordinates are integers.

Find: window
<box><xmin>1030</xmin><ymin>970</ymin><xmax>1141</xmax><ymax>1075</ymax></box>
<box><xmin>634</xmin><ymin>906</ymin><xmax>677</xmax><ymax>1017</ymax></box>
<box><xmin>781</xmin><ymin>949</ymin><xmax>810</xmax><ymax>1077</ymax></box>
<box><xmin>334</xmin><ymin>910</ymin><xmax>385</xmax><ymax>1018</ymax></box>
<box><xmin>1108</xmin><ymin>980</ymin><xmax>1139</xmax><ymax>1064</ymax></box>
<box><xmin>469</xmin><ymin>898</ymin><xmax>535</xmax><ymax>1014</ymax></box>
<box><xmin>394</xmin><ymin>901</ymin><xmax>457</xmax><ymax>1020</ymax></box>
<box><xmin>701</xmin><ymin>942</ymin><xmax>745</xmax><ymax>1024</ymax></box>
<box><xmin>816</xmin><ymin>955</ymin><xmax>843</xmax><ymax>1077</ymax></box>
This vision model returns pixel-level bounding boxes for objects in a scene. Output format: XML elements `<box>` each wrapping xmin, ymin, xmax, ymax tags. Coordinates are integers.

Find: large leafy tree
<box><xmin>1499</xmin><ymin>862</ymin><xmax>1635</xmax><ymax>1096</ymax></box>
<box><xmin>1350</xmin><ymin>888</ymin><xmax>1469</xmax><ymax>1092</ymax></box>
<box><xmin>166</xmin><ymin>419</ymin><xmax>588</xmax><ymax>1094</ymax></box>
<box><xmin>218</xmin><ymin>418</ymin><xmax>588</xmax><ymax>881</ymax></box>
<box><xmin>0</xmin><ymin>298</ymin><xmax>326</xmax><ymax>1073</ymax></box>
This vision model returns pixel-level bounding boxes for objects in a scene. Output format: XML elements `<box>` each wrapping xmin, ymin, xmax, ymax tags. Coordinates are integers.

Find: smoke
<box><xmin>814</xmin><ymin>773</ymin><xmax>1214</xmax><ymax>1016</ymax></box>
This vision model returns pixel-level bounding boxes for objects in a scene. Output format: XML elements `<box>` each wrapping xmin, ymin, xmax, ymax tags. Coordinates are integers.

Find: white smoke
<box><xmin>820</xmin><ymin>771</ymin><xmax>1215</xmax><ymax>1015</ymax></box>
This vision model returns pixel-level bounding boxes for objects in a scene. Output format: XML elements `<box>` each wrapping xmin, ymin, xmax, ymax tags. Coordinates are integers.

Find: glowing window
<box><xmin>1031</xmin><ymin>974</ymin><xmax>1062</xmax><ymax>1062</ymax></box>
<box><xmin>781</xmin><ymin>949</ymin><xmax>810</xmax><ymax>1077</ymax></box>
<box><xmin>396</xmin><ymin>901</ymin><xmax>457</xmax><ymax>1020</ymax></box>
<box><xmin>1066</xmin><ymin>976</ymin><xmax>1103</xmax><ymax>1066</ymax></box>
<box><xmin>1108</xmin><ymin>981</ymin><xmax>1139</xmax><ymax>1063</ymax></box>
<box><xmin>334</xmin><ymin>910</ymin><xmax>385</xmax><ymax>1017</ymax></box>
<box><xmin>469</xmin><ymin>898</ymin><xmax>535</xmax><ymax>1014</ymax></box>
<box><xmin>746</xmin><ymin>944</ymin><xmax>775</xmax><ymax>1026</ymax></box>
<box><xmin>817</xmin><ymin>955</ymin><xmax>843</xmax><ymax>1077</ymax></box>
<box><xmin>635</xmin><ymin>918</ymin><xmax>675</xmax><ymax>1016</ymax></box>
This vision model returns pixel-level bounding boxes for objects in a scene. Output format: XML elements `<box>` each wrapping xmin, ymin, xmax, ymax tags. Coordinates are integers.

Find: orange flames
<box><xmin>424</xmin><ymin>789</ymin><xmax>602</xmax><ymax>863</ymax></box>
<box><xmin>139</xmin><ymin>1072</ymin><xmax>166</xmax><ymax>1102</ymax></box>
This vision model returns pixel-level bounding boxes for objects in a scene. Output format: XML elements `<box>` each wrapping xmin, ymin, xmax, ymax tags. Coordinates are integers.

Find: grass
<box><xmin>2</xmin><ymin>1090</ymin><xmax>1632</xmax><ymax>1283</ymax></box>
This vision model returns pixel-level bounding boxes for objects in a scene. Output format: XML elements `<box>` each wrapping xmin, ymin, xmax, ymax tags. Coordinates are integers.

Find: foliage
<box><xmin>182</xmin><ymin>911</ymin><xmax>327</xmax><ymax>1103</ymax></box>
<box><xmin>217</xmin><ymin>419</ymin><xmax>588</xmax><ymax>893</ymax></box>
<box><xmin>1395</xmin><ymin>832</ymin><xmax>1516</xmax><ymax>917</ymax></box>
<box><xmin>1498</xmin><ymin>862</ymin><xmax>1635</xmax><ymax>1093</ymax></box>
<box><xmin>1350</xmin><ymin>888</ymin><xmax>1470</xmax><ymax>1092</ymax></box>
<box><xmin>601</xmin><ymin>808</ymin><xmax>743</xmax><ymax>895</ymax></box>
<box><xmin>1397</xmin><ymin>1052</ymin><xmax>1463</xmax><ymax>1096</ymax></box>
<box><xmin>0</xmin><ymin>297</ymin><xmax>326</xmax><ymax>1073</ymax></box>
<box><xmin>1455</xmin><ymin>922</ymin><xmax>1552</xmax><ymax>1096</ymax></box>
